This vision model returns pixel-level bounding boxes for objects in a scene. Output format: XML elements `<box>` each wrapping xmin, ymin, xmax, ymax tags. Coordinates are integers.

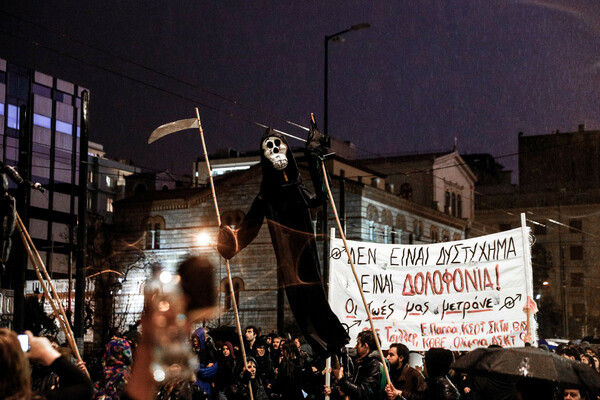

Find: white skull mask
<box><xmin>262</xmin><ymin>136</ymin><xmax>288</xmax><ymax>170</ymax></box>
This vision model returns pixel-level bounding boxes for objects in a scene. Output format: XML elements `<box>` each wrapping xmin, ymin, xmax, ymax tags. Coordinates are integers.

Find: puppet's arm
<box><xmin>305</xmin><ymin>118</ymin><xmax>331</xmax><ymax>208</ymax></box>
<box><xmin>217</xmin><ymin>195</ymin><xmax>266</xmax><ymax>259</ymax></box>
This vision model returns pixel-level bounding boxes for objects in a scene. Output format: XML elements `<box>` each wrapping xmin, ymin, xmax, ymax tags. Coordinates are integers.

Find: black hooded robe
<box><xmin>217</xmin><ymin>121</ymin><xmax>349</xmax><ymax>358</ymax></box>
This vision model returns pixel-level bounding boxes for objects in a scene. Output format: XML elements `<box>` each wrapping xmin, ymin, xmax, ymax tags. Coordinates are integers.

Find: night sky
<box><xmin>1</xmin><ymin>1</ymin><xmax>600</xmax><ymax>179</ymax></box>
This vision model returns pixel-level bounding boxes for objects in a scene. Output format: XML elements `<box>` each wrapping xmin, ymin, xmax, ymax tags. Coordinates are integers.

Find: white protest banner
<box><xmin>328</xmin><ymin>227</ymin><xmax>537</xmax><ymax>351</ymax></box>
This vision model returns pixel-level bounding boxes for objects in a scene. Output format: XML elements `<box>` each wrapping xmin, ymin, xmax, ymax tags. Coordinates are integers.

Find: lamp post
<box><xmin>324</xmin><ymin>23</ymin><xmax>370</xmax><ymax>135</ymax></box>
<box><xmin>322</xmin><ymin>23</ymin><xmax>369</xmax><ymax>286</ymax></box>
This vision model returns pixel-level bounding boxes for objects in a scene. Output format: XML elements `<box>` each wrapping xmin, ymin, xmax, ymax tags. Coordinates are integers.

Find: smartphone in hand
<box><xmin>17</xmin><ymin>334</ymin><xmax>29</xmax><ymax>352</ymax></box>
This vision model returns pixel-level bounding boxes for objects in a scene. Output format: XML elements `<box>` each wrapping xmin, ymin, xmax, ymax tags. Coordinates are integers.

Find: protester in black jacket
<box><xmin>273</xmin><ymin>341</ymin><xmax>315</xmax><ymax>400</ymax></box>
<box><xmin>329</xmin><ymin>330</ymin><xmax>383</xmax><ymax>400</ymax></box>
<box><xmin>423</xmin><ymin>348</ymin><xmax>460</xmax><ymax>400</ymax></box>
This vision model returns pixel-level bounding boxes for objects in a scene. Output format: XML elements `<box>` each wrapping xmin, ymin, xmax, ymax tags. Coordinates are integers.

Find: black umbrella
<box><xmin>451</xmin><ymin>346</ymin><xmax>600</xmax><ymax>392</ymax></box>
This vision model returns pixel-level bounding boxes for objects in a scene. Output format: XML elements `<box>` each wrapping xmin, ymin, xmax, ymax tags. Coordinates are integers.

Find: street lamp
<box><xmin>321</xmin><ymin>23</ymin><xmax>369</xmax><ymax>286</ymax></box>
<box><xmin>324</xmin><ymin>23</ymin><xmax>370</xmax><ymax>135</ymax></box>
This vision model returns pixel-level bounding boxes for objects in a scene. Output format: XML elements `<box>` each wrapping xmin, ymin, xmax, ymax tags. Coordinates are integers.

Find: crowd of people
<box><xmin>1</xmin><ymin>323</ymin><xmax>599</xmax><ymax>400</ymax></box>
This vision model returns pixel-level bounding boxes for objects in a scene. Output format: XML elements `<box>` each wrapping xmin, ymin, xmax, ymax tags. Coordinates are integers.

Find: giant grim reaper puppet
<box><xmin>217</xmin><ymin>118</ymin><xmax>349</xmax><ymax>357</ymax></box>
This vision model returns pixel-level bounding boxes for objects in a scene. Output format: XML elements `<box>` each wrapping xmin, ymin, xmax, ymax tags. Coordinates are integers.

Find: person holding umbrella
<box><xmin>451</xmin><ymin>346</ymin><xmax>600</xmax><ymax>400</ymax></box>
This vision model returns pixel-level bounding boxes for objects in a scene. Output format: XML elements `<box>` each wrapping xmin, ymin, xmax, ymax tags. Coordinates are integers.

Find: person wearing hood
<box><xmin>214</xmin><ymin>341</ymin><xmax>238</xmax><ymax>400</ymax></box>
<box><xmin>217</xmin><ymin>117</ymin><xmax>349</xmax><ymax>360</ymax></box>
<box><xmin>94</xmin><ymin>338</ymin><xmax>133</xmax><ymax>400</ymax></box>
<box><xmin>253</xmin><ymin>337</ymin><xmax>275</xmax><ymax>393</ymax></box>
<box><xmin>230</xmin><ymin>357</ymin><xmax>269</xmax><ymax>400</ymax></box>
<box><xmin>328</xmin><ymin>330</ymin><xmax>384</xmax><ymax>400</ymax></box>
<box><xmin>191</xmin><ymin>328</ymin><xmax>218</xmax><ymax>397</ymax></box>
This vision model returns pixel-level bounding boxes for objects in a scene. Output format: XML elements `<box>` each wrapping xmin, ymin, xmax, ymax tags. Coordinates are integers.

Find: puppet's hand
<box><xmin>306</xmin><ymin>123</ymin><xmax>329</xmax><ymax>158</ymax></box>
<box><xmin>217</xmin><ymin>224</ymin><xmax>239</xmax><ymax>260</ymax></box>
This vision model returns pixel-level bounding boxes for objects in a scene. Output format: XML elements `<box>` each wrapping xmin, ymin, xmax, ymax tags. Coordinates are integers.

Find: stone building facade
<box><xmin>472</xmin><ymin>126</ymin><xmax>600</xmax><ymax>339</ymax></box>
<box><xmin>111</xmin><ymin>155</ymin><xmax>477</xmax><ymax>335</ymax></box>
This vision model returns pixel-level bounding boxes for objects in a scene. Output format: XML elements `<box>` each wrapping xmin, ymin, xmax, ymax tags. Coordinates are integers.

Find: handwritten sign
<box><xmin>328</xmin><ymin>228</ymin><xmax>537</xmax><ymax>351</ymax></box>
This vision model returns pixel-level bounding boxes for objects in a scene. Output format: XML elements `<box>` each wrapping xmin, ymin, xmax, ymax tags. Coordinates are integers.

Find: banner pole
<box><xmin>520</xmin><ymin>213</ymin><xmax>536</xmax><ymax>342</ymax></box>
<box><xmin>321</xmin><ymin>160</ymin><xmax>391</xmax><ymax>386</ymax></box>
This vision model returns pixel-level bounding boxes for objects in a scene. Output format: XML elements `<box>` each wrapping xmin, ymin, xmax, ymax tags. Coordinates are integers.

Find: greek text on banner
<box><xmin>328</xmin><ymin>227</ymin><xmax>537</xmax><ymax>351</ymax></box>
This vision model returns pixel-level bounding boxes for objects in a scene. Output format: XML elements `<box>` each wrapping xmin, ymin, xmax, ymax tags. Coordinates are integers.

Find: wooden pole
<box><xmin>520</xmin><ymin>213</ymin><xmax>535</xmax><ymax>342</ymax></box>
<box><xmin>15</xmin><ymin>213</ymin><xmax>89</xmax><ymax>377</ymax></box>
<box><xmin>321</xmin><ymin>160</ymin><xmax>391</xmax><ymax>386</ymax></box>
<box><xmin>194</xmin><ymin>108</ymin><xmax>253</xmax><ymax>400</ymax></box>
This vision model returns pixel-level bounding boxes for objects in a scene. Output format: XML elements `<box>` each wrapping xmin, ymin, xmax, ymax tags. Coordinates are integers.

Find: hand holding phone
<box><xmin>22</xmin><ymin>331</ymin><xmax>61</xmax><ymax>366</ymax></box>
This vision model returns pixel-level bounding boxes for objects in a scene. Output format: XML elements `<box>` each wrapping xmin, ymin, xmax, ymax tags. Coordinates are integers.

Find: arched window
<box><xmin>381</xmin><ymin>210</ymin><xmax>393</xmax><ymax>226</ymax></box>
<box><xmin>142</xmin><ymin>216</ymin><xmax>165</xmax><ymax>250</ymax></box>
<box><xmin>220</xmin><ymin>277</ymin><xmax>244</xmax><ymax>311</ymax></box>
<box><xmin>366</xmin><ymin>204</ymin><xmax>379</xmax><ymax>222</ymax></box>
<box><xmin>413</xmin><ymin>220</ymin><xmax>423</xmax><ymax>241</ymax></box>
<box><xmin>453</xmin><ymin>232</ymin><xmax>462</xmax><ymax>241</ymax></box>
<box><xmin>396</xmin><ymin>215</ymin><xmax>407</xmax><ymax>231</ymax></box>
<box><xmin>442</xmin><ymin>229</ymin><xmax>450</xmax><ymax>242</ymax></box>
<box><xmin>430</xmin><ymin>225</ymin><xmax>439</xmax><ymax>243</ymax></box>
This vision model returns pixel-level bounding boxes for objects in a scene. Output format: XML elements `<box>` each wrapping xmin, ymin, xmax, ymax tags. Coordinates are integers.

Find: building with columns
<box><xmin>112</xmin><ymin>152</ymin><xmax>483</xmax><ymax>334</ymax></box>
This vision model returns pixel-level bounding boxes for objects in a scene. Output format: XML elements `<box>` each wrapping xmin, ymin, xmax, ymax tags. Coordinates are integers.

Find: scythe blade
<box><xmin>148</xmin><ymin>118</ymin><xmax>199</xmax><ymax>144</ymax></box>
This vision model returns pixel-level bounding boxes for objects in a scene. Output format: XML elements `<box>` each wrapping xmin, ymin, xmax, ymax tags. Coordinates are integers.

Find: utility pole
<box><xmin>74</xmin><ymin>91</ymin><xmax>89</xmax><ymax>349</ymax></box>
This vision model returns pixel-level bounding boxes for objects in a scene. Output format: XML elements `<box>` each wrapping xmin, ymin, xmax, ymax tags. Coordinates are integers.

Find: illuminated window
<box><xmin>7</xmin><ymin>104</ymin><xmax>19</xmax><ymax>129</ymax></box>
<box><xmin>55</xmin><ymin>120</ymin><xmax>72</xmax><ymax>134</ymax></box>
<box><xmin>106</xmin><ymin>198</ymin><xmax>114</xmax><ymax>213</ymax></box>
<box><xmin>33</xmin><ymin>113</ymin><xmax>51</xmax><ymax>129</ymax></box>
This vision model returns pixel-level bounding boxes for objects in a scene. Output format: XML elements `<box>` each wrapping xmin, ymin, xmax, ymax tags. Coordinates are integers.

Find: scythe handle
<box><xmin>194</xmin><ymin>108</ymin><xmax>254</xmax><ymax>400</ymax></box>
